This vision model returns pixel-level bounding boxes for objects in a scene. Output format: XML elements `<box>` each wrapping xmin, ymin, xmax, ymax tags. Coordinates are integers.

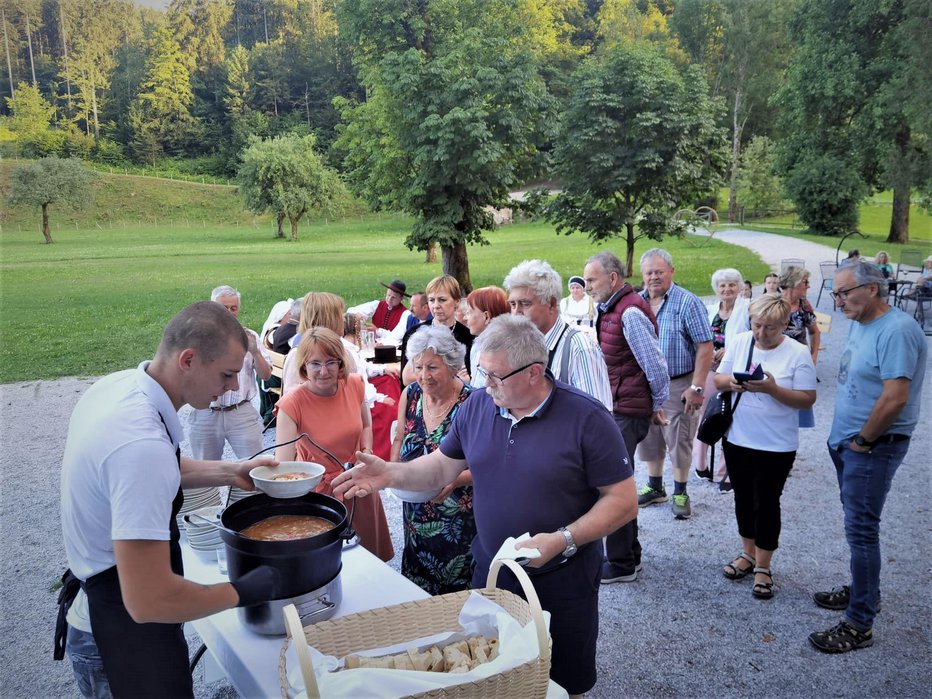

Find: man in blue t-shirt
<box><xmin>334</xmin><ymin>314</ymin><xmax>637</xmax><ymax>696</ymax></box>
<box><xmin>809</xmin><ymin>261</ymin><xmax>926</xmax><ymax>654</ymax></box>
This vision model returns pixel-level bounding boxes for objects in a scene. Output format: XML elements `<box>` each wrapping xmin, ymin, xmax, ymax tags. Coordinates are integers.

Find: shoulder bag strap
<box><xmin>731</xmin><ymin>337</ymin><xmax>756</xmax><ymax>411</ymax></box>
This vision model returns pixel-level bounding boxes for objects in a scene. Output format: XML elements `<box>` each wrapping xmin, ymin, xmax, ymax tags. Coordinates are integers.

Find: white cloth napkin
<box><xmin>492</xmin><ymin>533</ymin><xmax>541</xmax><ymax>562</ymax></box>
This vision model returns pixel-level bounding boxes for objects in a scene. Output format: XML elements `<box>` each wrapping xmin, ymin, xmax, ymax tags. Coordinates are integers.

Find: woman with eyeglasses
<box><xmin>714</xmin><ymin>295</ymin><xmax>817</xmax><ymax>599</ymax></box>
<box><xmin>391</xmin><ymin>325</ymin><xmax>474</xmax><ymax>593</ymax></box>
<box><xmin>275</xmin><ymin>327</ymin><xmax>394</xmax><ymax>561</ymax></box>
<box><xmin>778</xmin><ymin>267</ymin><xmax>821</xmax><ymax>366</ymax></box>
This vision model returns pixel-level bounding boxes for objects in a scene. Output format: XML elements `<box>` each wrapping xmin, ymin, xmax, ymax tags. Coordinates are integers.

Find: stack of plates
<box><xmin>227</xmin><ymin>487</ymin><xmax>258</xmax><ymax>505</ymax></box>
<box><xmin>177</xmin><ymin>487</ymin><xmax>222</xmax><ymax>530</ymax></box>
<box><xmin>184</xmin><ymin>505</ymin><xmax>224</xmax><ymax>551</ymax></box>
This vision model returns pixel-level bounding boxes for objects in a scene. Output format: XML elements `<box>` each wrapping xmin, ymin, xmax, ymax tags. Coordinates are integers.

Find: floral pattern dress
<box><xmin>399</xmin><ymin>381</ymin><xmax>474</xmax><ymax>595</ymax></box>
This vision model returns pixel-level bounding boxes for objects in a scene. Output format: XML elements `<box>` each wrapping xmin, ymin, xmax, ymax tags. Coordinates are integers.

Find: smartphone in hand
<box><xmin>734</xmin><ymin>363</ymin><xmax>764</xmax><ymax>383</ymax></box>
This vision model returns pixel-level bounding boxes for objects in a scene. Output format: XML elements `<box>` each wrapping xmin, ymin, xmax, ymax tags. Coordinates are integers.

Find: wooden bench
<box><xmin>267</xmin><ymin>350</ymin><xmax>286</xmax><ymax>397</ymax></box>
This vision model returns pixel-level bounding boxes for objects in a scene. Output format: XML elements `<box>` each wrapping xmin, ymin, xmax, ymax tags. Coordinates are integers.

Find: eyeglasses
<box><xmin>830</xmin><ymin>283</ymin><xmax>872</xmax><ymax>301</ymax></box>
<box><xmin>306</xmin><ymin>359</ymin><xmax>342</xmax><ymax>373</ymax></box>
<box><xmin>476</xmin><ymin>362</ymin><xmax>540</xmax><ymax>387</ymax></box>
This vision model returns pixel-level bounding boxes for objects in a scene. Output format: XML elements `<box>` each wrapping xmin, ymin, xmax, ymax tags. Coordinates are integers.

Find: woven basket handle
<box><xmin>485</xmin><ymin>558</ymin><xmax>551</xmax><ymax>662</ymax></box>
<box><xmin>281</xmin><ymin>603</ymin><xmax>321</xmax><ymax>699</ymax></box>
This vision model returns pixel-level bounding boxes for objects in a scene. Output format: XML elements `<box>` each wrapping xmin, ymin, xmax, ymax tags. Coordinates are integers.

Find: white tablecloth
<box><xmin>183</xmin><ymin>543</ymin><xmax>429</xmax><ymax>697</ymax></box>
<box><xmin>183</xmin><ymin>543</ymin><xmax>567</xmax><ymax>698</ymax></box>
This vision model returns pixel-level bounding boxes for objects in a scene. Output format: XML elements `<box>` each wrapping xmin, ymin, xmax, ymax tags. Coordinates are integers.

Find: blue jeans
<box><xmin>829</xmin><ymin>439</ymin><xmax>911</xmax><ymax>630</ymax></box>
<box><xmin>66</xmin><ymin>627</ymin><xmax>112</xmax><ymax>698</ymax></box>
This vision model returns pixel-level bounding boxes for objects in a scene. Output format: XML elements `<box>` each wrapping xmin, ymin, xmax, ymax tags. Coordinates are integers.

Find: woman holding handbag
<box><xmin>714</xmin><ymin>295</ymin><xmax>816</xmax><ymax>599</ymax></box>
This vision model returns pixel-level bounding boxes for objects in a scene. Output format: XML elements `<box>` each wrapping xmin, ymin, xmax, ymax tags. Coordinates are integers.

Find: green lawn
<box><xmin>0</xmin><ymin>217</ymin><xmax>768</xmax><ymax>383</ymax></box>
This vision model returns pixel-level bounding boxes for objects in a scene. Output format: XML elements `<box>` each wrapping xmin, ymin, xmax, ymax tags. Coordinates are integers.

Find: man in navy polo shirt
<box><xmin>334</xmin><ymin>315</ymin><xmax>637</xmax><ymax>697</ymax></box>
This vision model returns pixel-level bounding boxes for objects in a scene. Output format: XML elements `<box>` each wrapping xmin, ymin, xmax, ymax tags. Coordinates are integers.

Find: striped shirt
<box><xmin>211</xmin><ymin>328</ymin><xmax>270</xmax><ymax>407</ymax></box>
<box><xmin>640</xmin><ymin>283</ymin><xmax>713</xmax><ymax>378</ymax></box>
<box><xmin>621</xmin><ymin>307</ymin><xmax>670</xmax><ymax>412</ymax></box>
<box><xmin>543</xmin><ymin>320</ymin><xmax>613</xmax><ymax>411</ymax></box>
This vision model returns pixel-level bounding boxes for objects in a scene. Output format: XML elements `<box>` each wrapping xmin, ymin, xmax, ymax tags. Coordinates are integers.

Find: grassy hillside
<box><xmin>0</xmin><ymin>158</ymin><xmax>366</xmax><ymax>232</ymax></box>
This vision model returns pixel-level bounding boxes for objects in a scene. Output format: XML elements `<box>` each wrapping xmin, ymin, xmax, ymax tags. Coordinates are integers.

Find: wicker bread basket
<box><xmin>279</xmin><ymin>558</ymin><xmax>551</xmax><ymax>698</ymax></box>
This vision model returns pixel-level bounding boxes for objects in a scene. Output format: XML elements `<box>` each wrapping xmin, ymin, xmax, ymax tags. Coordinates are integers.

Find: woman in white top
<box><xmin>559</xmin><ymin>275</ymin><xmax>596</xmax><ymax>331</ymax></box>
<box><xmin>693</xmin><ymin>268</ymin><xmax>750</xmax><ymax>489</ymax></box>
<box><xmin>714</xmin><ymin>295</ymin><xmax>816</xmax><ymax>600</ymax></box>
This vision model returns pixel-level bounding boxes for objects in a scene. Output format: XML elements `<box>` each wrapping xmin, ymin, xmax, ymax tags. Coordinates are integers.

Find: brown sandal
<box><xmin>723</xmin><ymin>553</ymin><xmax>756</xmax><ymax>580</ymax></box>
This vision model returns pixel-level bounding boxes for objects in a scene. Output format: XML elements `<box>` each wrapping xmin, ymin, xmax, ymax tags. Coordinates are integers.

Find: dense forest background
<box><xmin>1</xmin><ymin>0</ymin><xmax>929</xmax><ymax>253</ymax></box>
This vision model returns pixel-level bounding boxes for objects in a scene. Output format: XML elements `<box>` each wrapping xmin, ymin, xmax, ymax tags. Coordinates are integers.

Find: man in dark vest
<box><xmin>584</xmin><ymin>251</ymin><xmax>670</xmax><ymax>583</ymax></box>
<box><xmin>347</xmin><ymin>279</ymin><xmax>411</xmax><ymax>342</ymax></box>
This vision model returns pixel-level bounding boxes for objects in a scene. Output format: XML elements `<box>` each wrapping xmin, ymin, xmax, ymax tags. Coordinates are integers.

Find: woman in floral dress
<box><xmin>390</xmin><ymin>324</ymin><xmax>474</xmax><ymax>595</ymax></box>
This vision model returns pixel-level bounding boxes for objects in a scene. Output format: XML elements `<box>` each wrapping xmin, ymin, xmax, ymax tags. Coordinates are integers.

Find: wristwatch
<box><xmin>690</xmin><ymin>385</ymin><xmax>704</xmax><ymax>395</ymax></box>
<box><xmin>853</xmin><ymin>434</ymin><xmax>875</xmax><ymax>449</ymax></box>
<box><xmin>558</xmin><ymin>527</ymin><xmax>577</xmax><ymax>558</ymax></box>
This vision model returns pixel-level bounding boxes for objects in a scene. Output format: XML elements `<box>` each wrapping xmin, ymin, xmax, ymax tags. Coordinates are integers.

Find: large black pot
<box><xmin>219</xmin><ymin>491</ymin><xmax>355</xmax><ymax>600</ymax></box>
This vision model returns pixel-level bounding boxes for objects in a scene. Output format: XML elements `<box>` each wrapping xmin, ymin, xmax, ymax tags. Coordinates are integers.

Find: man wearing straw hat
<box><xmin>334</xmin><ymin>315</ymin><xmax>637</xmax><ymax>696</ymax></box>
<box><xmin>347</xmin><ymin>279</ymin><xmax>413</xmax><ymax>342</ymax></box>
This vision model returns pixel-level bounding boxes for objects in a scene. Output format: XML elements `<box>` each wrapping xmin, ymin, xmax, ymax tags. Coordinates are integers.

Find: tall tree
<box><xmin>671</xmin><ymin>0</ymin><xmax>795</xmax><ymax>221</ymax></box>
<box><xmin>539</xmin><ymin>42</ymin><xmax>727</xmax><ymax>276</ymax></box>
<box><xmin>335</xmin><ymin>0</ymin><xmax>552</xmax><ymax>290</ymax></box>
<box><xmin>237</xmin><ymin>133</ymin><xmax>345</xmax><ymax>241</ymax></box>
<box><xmin>129</xmin><ymin>26</ymin><xmax>197</xmax><ymax>159</ymax></box>
<box><xmin>4</xmin><ymin>79</ymin><xmax>54</xmax><ymax>153</ymax></box>
<box><xmin>68</xmin><ymin>0</ymin><xmax>129</xmax><ymax>140</ymax></box>
<box><xmin>7</xmin><ymin>156</ymin><xmax>95</xmax><ymax>243</ymax></box>
<box><xmin>776</xmin><ymin>0</ymin><xmax>929</xmax><ymax>241</ymax></box>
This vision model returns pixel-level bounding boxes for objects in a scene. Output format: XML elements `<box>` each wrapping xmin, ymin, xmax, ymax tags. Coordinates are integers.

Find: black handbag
<box><xmin>696</xmin><ymin>338</ymin><xmax>755</xmax><ymax>446</ymax></box>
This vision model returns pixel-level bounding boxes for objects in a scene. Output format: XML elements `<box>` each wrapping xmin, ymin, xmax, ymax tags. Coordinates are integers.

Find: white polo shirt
<box><xmin>61</xmin><ymin>361</ymin><xmax>184</xmax><ymax>582</ymax></box>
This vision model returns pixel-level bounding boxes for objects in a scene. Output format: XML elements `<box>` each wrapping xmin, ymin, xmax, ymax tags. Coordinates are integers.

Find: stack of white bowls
<box><xmin>183</xmin><ymin>505</ymin><xmax>224</xmax><ymax>551</ymax></box>
<box><xmin>177</xmin><ymin>487</ymin><xmax>222</xmax><ymax>530</ymax></box>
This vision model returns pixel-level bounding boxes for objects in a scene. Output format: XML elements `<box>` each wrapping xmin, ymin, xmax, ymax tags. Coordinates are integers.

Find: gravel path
<box><xmin>2</xmin><ymin>229</ymin><xmax>929</xmax><ymax>698</ymax></box>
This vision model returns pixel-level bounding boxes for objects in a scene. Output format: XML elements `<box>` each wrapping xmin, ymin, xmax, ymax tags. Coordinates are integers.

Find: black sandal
<box><xmin>752</xmin><ymin>567</ymin><xmax>774</xmax><ymax>599</ymax></box>
<box><xmin>723</xmin><ymin>553</ymin><xmax>756</xmax><ymax>580</ymax></box>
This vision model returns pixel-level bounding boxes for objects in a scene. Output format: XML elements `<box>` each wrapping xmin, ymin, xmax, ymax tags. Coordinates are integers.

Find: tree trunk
<box><xmin>2</xmin><ymin>8</ymin><xmax>14</xmax><ymax>107</ymax></box>
<box><xmin>624</xmin><ymin>221</ymin><xmax>636</xmax><ymax>277</ymax></box>
<box><xmin>59</xmin><ymin>1</ymin><xmax>72</xmax><ymax>111</ymax></box>
<box><xmin>424</xmin><ymin>241</ymin><xmax>437</xmax><ymax>263</ymax></box>
<box><xmin>91</xmin><ymin>81</ymin><xmax>100</xmax><ymax>141</ymax></box>
<box><xmin>25</xmin><ymin>11</ymin><xmax>37</xmax><ymax>86</ymax></box>
<box><xmin>276</xmin><ymin>212</ymin><xmax>285</xmax><ymax>238</ymax></box>
<box><xmin>289</xmin><ymin>214</ymin><xmax>300</xmax><ymax>241</ymax></box>
<box><xmin>41</xmin><ymin>203</ymin><xmax>53</xmax><ymax>243</ymax></box>
<box><xmin>886</xmin><ymin>126</ymin><xmax>911</xmax><ymax>244</ymax></box>
<box><xmin>727</xmin><ymin>85</ymin><xmax>744</xmax><ymax>223</ymax></box>
<box><xmin>441</xmin><ymin>242</ymin><xmax>471</xmax><ymax>294</ymax></box>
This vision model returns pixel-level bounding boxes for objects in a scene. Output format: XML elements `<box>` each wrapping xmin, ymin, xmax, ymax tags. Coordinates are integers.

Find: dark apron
<box><xmin>83</xmin><ymin>483</ymin><xmax>193</xmax><ymax>698</ymax></box>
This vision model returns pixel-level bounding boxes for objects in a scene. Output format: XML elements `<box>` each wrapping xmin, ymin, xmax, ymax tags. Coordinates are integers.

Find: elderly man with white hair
<box><xmin>188</xmin><ymin>285</ymin><xmax>272</xmax><ymax>461</ymax></box>
<box><xmin>504</xmin><ymin>259</ymin><xmax>612</xmax><ymax>411</ymax></box>
<box><xmin>333</xmin><ymin>314</ymin><xmax>637</xmax><ymax>697</ymax></box>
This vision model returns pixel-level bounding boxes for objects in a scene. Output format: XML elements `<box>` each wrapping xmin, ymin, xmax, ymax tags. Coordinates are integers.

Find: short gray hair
<box><xmin>586</xmin><ymin>250</ymin><xmax>625</xmax><ymax>278</ymax></box>
<box><xmin>475</xmin><ymin>315</ymin><xmax>548</xmax><ymax>369</ymax></box>
<box><xmin>711</xmin><ymin>268</ymin><xmax>743</xmax><ymax>292</ymax></box>
<box><xmin>211</xmin><ymin>285</ymin><xmax>240</xmax><ymax>302</ymax></box>
<box><xmin>838</xmin><ymin>259</ymin><xmax>889</xmax><ymax>297</ymax></box>
<box><xmin>503</xmin><ymin>259</ymin><xmax>563</xmax><ymax>305</ymax></box>
<box><xmin>405</xmin><ymin>324</ymin><xmax>466</xmax><ymax>374</ymax></box>
<box><xmin>290</xmin><ymin>297</ymin><xmax>303</xmax><ymax>318</ymax></box>
<box><xmin>639</xmin><ymin>248</ymin><xmax>673</xmax><ymax>270</ymax></box>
